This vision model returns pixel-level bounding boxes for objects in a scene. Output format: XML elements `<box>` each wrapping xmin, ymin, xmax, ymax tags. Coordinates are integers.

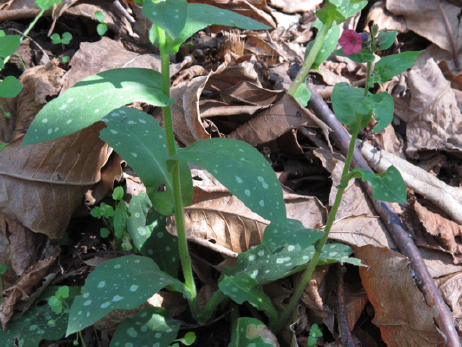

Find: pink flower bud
<box><xmin>338</xmin><ymin>29</ymin><xmax>363</xmax><ymax>55</ymax></box>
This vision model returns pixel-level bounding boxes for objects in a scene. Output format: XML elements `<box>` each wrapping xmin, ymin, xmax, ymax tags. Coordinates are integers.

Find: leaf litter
<box><xmin>0</xmin><ymin>0</ymin><xmax>462</xmax><ymax>346</ymax></box>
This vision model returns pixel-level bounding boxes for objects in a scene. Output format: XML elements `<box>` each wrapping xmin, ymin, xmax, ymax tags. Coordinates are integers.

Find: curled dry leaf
<box><xmin>435</xmin><ymin>271</ymin><xmax>462</xmax><ymax>322</ymax></box>
<box><xmin>355</xmin><ymin>246</ymin><xmax>445</xmax><ymax>347</ymax></box>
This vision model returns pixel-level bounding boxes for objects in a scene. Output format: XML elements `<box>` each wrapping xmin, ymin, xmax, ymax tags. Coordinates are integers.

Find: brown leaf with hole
<box><xmin>228</xmin><ymin>94</ymin><xmax>331</xmax><ymax>148</ymax></box>
<box><xmin>355</xmin><ymin>246</ymin><xmax>445</xmax><ymax>346</ymax></box>
<box><xmin>0</xmin><ymin>122</ymin><xmax>109</xmax><ymax>239</ymax></box>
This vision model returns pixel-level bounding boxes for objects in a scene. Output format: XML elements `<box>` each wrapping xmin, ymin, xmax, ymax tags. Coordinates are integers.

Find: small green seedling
<box><xmin>308</xmin><ymin>324</ymin><xmax>322</xmax><ymax>346</ymax></box>
<box><xmin>50</xmin><ymin>32</ymin><xmax>72</xmax><ymax>63</ymax></box>
<box><xmin>94</xmin><ymin>11</ymin><xmax>108</xmax><ymax>36</ymax></box>
<box><xmin>170</xmin><ymin>331</ymin><xmax>196</xmax><ymax>346</ymax></box>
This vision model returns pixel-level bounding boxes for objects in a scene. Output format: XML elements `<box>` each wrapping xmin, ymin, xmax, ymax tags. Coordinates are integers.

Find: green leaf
<box><xmin>59</xmin><ymin>56</ymin><xmax>70</xmax><ymax>63</ymax></box>
<box><xmin>0</xmin><ymin>34</ymin><xmax>21</xmax><ymax>57</ymax></box>
<box><xmin>369</xmin><ymin>92</ymin><xmax>394</xmax><ymax>133</ymax></box>
<box><xmin>99</xmin><ymin>107</ymin><xmax>193</xmax><ymax>215</ymax></box>
<box><xmin>110</xmin><ymin>307</ymin><xmax>181</xmax><ymax>347</ymax></box>
<box><xmin>377</xmin><ymin>29</ymin><xmax>396</xmax><ymax>51</ymax></box>
<box><xmin>372</xmin><ymin>51</ymin><xmax>422</xmax><ymax>83</ymax></box>
<box><xmin>127</xmin><ymin>193</ymin><xmax>180</xmax><ymax>278</ymax></box>
<box><xmin>349</xmin><ymin>166</ymin><xmax>408</xmax><ymax>204</ymax></box>
<box><xmin>219</xmin><ymin>274</ymin><xmax>278</xmax><ymax>324</ymax></box>
<box><xmin>293</xmin><ymin>81</ymin><xmax>311</xmax><ymax>107</ymax></box>
<box><xmin>308</xmin><ymin>21</ymin><xmax>340</xmax><ymax>70</ymax></box>
<box><xmin>229</xmin><ymin>317</ymin><xmax>276</xmax><ymax>347</ymax></box>
<box><xmin>97</xmin><ymin>23</ymin><xmax>108</xmax><ymax>36</ymax></box>
<box><xmin>112</xmin><ymin>186</ymin><xmax>124</xmax><ymax>201</ymax></box>
<box><xmin>317</xmin><ymin>0</ymin><xmax>368</xmax><ymax>24</ymax></box>
<box><xmin>262</xmin><ymin>219</ymin><xmax>324</xmax><ymax>249</ymax></box>
<box><xmin>36</xmin><ymin>0</ymin><xmax>61</xmax><ymax>10</ymax></box>
<box><xmin>331</xmin><ymin>82</ymin><xmax>372</xmax><ymax>129</ymax></box>
<box><xmin>67</xmin><ymin>255</ymin><xmax>190</xmax><ymax>336</ymax></box>
<box><xmin>0</xmin><ymin>76</ymin><xmax>22</xmax><ymax>98</ymax></box>
<box><xmin>180</xmin><ymin>331</ymin><xmax>196</xmax><ymax>345</ymax></box>
<box><xmin>113</xmin><ymin>201</ymin><xmax>127</xmax><ymax>239</ymax></box>
<box><xmin>0</xmin><ymin>264</ymin><xmax>7</xmax><ymax>275</ymax></box>
<box><xmin>94</xmin><ymin>10</ymin><xmax>105</xmax><ymax>23</ymax></box>
<box><xmin>57</xmin><ymin>286</ymin><xmax>70</xmax><ymax>298</ymax></box>
<box><xmin>48</xmin><ymin>296</ymin><xmax>63</xmax><ymax>313</ymax></box>
<box><xmin>22</xmin><ymin>68</ymin><xmax>174</xmax><ymax>145</ymax></box>
<box><xmin>0</xmin><ymin>143</ymin><xmax>6</xmax><ymax>152</ymax></box>
<box><xmin>151</xmin><ymin>4</ymin><xmax>270</xmax><ymax>54</ymax></box>
<box><xmin>0</xmin><ymin>286</ymin><xmax>80</xmax><ymax>347</ymax></box>
<box><xmin>143</xmin><ymin>0</ymin><xmax>188</xmax><ymax>41</ymax></box>
<box><xmin>100</xmin><ymin>228</ymin><xmax>110</xmax><ymax>238</ymax></box>
<box><xmin>332</xmin><ymin>47</ymin><xmax>375</xmax><ymax>63</ymax></box>
<box><xmin>50</xmin><ymin>33</ymin><xmax>61</xmax><ymax>44</ymax></box>
<box><xmin>169</xmin><ymin>138</ymin><xmax>286</xmax><ymax>224</ymax></box>
<box><xmin>61</xmin><ymin>32</ymin><xmax>72</xmax><ymax>45</ymax></box>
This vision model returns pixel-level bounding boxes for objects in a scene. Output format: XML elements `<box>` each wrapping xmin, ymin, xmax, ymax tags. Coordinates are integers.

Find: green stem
<box><xmin>364</xmin><ymin>62</ymin><xmax>372</xmax><ymax>97</ymax></box>
<box><xmin>197</xmin><ymin>290</ymin><xmax>228</xmax><ymax>323</ymax></box>
<box><xmin>286</xmin><ymin>19</ymin><xmax>333</xmax><ymax>96</ymax></box>
<box><xmin>274</xmin><ymin>116</ymin><xmax>362</xmax><ymax>333</ymax></box>
<box><xmin>156</xmin><ymin>25</ymin><xmax>200</xmax><ymax>318</ymax></box>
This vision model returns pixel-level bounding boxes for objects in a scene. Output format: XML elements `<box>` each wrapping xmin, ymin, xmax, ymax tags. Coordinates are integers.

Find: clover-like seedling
<box><xmin>94</xmin><ymin>11</ymin><xmax>108</xmax><ymax>36</ymax></box>
<box><xmin>308</xmin><ymin>324</ymin><xmax>322</xmax><ymax>346</ymax></box>
<box><xmin>50</xmin><ymin>32</ymin><xmax>72</xmax><ymax>63</ymax></box>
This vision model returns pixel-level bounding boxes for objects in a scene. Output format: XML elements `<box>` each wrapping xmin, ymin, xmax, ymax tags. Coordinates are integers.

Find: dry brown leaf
<box><xmin>355</xmin><ymin>246</ymin><xmax>445</xmax><ymax>347</ymax></box>
<box><xmin>393</xmin><ymin>58</ymin><xmax>462</xmax><ymax>158</ymax></box>
<box><xmin>228</xmin><ymin>94</ymin><xmax>331</xmax><ymax>148</ymax></box>
<box><xmin>297</xmin><ymin>265</ymin><xmax>329</xmax><ymax>318</ymax></box>
<box><xmin>435</xmin><ymin>271</ymin><xmax>462</xmax><ymax>321</ymax></box>
<box><xmin>343</xmin><ymin>284</ymin><xmax>368</xmax><ymax>332</ymax></box>
<box><xmin>268</xmin><ymin>0</ymin><xmax>322</xmax><ymax>13</ymax></box>
<box><xmin>365</xmin><ymin>1</ymin><xmax>407</xmax><ymax>34</ymax></box>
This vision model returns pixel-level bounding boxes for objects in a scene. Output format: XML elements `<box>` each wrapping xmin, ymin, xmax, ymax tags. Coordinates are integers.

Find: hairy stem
<box><xmin>286</xmin><ymin>19</ymin><xmax>333</xmax><ymax>96</ymax></box>
<box><xmin>156</xmin><ymin>25</ymin><xmax>200</xmax><ymax>318</ymax></box>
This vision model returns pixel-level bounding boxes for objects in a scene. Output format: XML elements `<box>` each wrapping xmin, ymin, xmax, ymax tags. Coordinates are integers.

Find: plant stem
<box><xmin>274</xmin><ymin>116</ymin><xmax>362</xmax><ymax>333</ymax></box>
<box><xmin>286</xmin><ymin>19</ymin><xmax>333</xmax><ymax>96</ymax></box>
<box><xmin>364</xmin><ymin>62</ymin><xmax>372</xmax><ymax>97</ymax></box>
<box><xmin>156</xmin><ymin>25</ymin><xmax>200</xmax><ymax>318</ymax></box>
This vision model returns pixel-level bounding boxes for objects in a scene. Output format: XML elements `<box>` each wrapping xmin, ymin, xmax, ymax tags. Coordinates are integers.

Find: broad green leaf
<box><xmin>22</xmin><ymin>68</ymin><xmax>174</xmax><ymax>145</ymax></box>
<box><xmin>110</xmin><ymin>307</ymin><xmax>181</xmax><ymax>347</ymax></box>
<box><xmin>150</xmin><ymin>4</ymin><xmax>270</xmax><ymax>54</ymax></box>
<box><xmin>112</xmin><ymin>186</ymin><xmax>124</xmax><ymax>200</ymax></box>
<box><xmin>262</xmin><ymin>219</ymin><xmax>324</xmax><ymax>249</ymax></box>
<box><xmin>127</xmin><ymin>193</ymin><xmax>180</xmax><ymax>278</ymax></box>
<box><xmin>0</xmin><ymin>34</ymin><xmax>21</xmax><ymax>57</ymax></box>
<box><xmin>349</xmin><ymin>166</ymin><xmax>408</xmax><ymax>204</ymax></box>
<box><xmin>94</xmin><ymin>10</ymin><xmax>105</xmax><ymax>23</ymax></box>
<box><xmin>332</xmin><ymin>47</ymin><xmax>375</xmax><ymax>63</ymax></box>
<box><xmin>99</xmin><ymin>107</ymin><xmax>193</xmax><ymax>215</ymax></box>
<box><xmin>219</xmin><ymin>274</ymin><xmax>278</xmax><ymax>324</ymax></box>
<box><xmin>50</xmin><ymin>33</ymin><xmax>61</xmax><ymax>44</ymax></box>
<box><xmin>0</xmin><ymin>286</ymin><xmax>80</xmax><ymax>347</ymax></box>
<box><xmin>372</xmin><ymin>51</ymin><xmax>422</xmax><ymax>83</ymax></box>
<box><xmin>97</xmin><ymin>23</ymin><xmax>108</xmax><ymax>36</ymax></box>
<box><xmin>36</xmin><ymin>0</ymin><xmax>61</xmax><ymax>10</ymax></box>
<box><xmin>67</xmin><ymin>255</ymin><xmax>190</xmax><ymax>335</ymax></box>
<box><xmin>61</xmin><ymin>32</ymin><xmax>72</xmax><ymax>45</ymax></box>
<box><xmin>113</xmin><ymin>201</ymin><xmax>127</xmax><ymax>239</ymax></box>
<box><xmin>317</xmin><ymin>0</ymin><xmax>367</xmax><ymax>24</ymax></box>
<box><xmin>0</xmin><ymin>76</ymin><xmax>22</xmax><ymax>98</ymax></box>
<box><xmin>143</xmin><ymin>0</ymin><xmax>188</xmax><ymax>40</ymax></box>
<box><xmin>307</xmin><ymin>21</ymin><xmax>340</xmax><ymax>70</ymax></box>
<box><xmin>377</xmin><ymin>29</ymin><xmax>396</xmax><ymax>51</ymax></box>
<box><xmin>331</xmin><ymin>82</ymin><xmax>372</xmax><ymax>129</ymax></box>
<box><xmin>293</xmin><ymin>81</ymin><xmax>311</xmax><ymax>106</ymax></box>
<box><xmin>168</xmin><ymin>138</ymin><xmax>286</xmax><ymax>224</ymax></box>
<box><xmin>318</xmin><ymin>243</ymin><xmax>364</xmax><ymax>266</ymax></box>
<box><xmin>229</xmin><ymin>317</ymin><xmax>276</xmax><ymax>347</ymax></box>
<box><xmin>369</xmin><ymin>92</ymin><xmax>394</xmax><ymax>133</ymax></box>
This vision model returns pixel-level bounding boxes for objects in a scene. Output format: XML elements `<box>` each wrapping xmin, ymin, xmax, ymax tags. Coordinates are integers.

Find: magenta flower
<box><xmin>338</xmin><ymin>29</ymin><xmax>363</xmax><ymax>55</ymax></box>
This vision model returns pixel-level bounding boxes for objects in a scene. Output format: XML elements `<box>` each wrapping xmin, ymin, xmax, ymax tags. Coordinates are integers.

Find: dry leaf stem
<box><xmin>307</xmin><ymin>83</ymin><xmax>461</xmax><ymax>347</ymax></box>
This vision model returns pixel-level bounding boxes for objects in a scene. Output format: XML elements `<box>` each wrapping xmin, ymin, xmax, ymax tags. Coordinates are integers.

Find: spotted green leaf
<box><xmin>168</xmin><ymin>138</ymin><xmax>286</xmax><ymax>224</ymax></box>
<box><xmin>22</xmin><ymin>68</ymin><xmax>173</xmax><ymax>146</ymax></box>
<box><xmin>372</xmin><ymin>51</ymin><xmax>422</xmax><ymax>84</ymax></box>
<box><xmin>229</xmin><ymin>317</ymin><xmax>276</xmax><ymax>347</ymax></box>
<box><xmin>113</xmin><ymin>201</ymin><xmax>127</xmax><ymax>239</ymax></box>
<box><xmin>110</xmin><ymin>307</ymin><xmax>181</xmax><ymax>347</ymax></box>
<box><xmin>127</xmin><ymin>193</ymin><xmax>179</xmax><ymax>278</ymax></box>
<box><xmin>99</xmin><ymin>107</ymin><xmax>193</xmax><ymax>215</ymax></box>
<box><xmin>67</xmin><ymin>255</ymin><xmax>190</xmax><ymax>336</ymax></box>
<box><xmin>262</xmin><ymin>219</ymin><xmax>324</xmax><ymax>249</ymax></box>
<box><xmin>307</xmin><ymin>21</ymin><xmax>340</xmax><ymax>70</ymax></box>
<box><xmin>143</xmin><ymin>0</ymin><xmax>187</xmax><ymax>40</ymax></box>
<box><xmin>0</xmin><ymin>34</ymin><xmax>21</xmax><ymax>58</ymax></box>
<box><xmin>349</xmin><ymin>166</ymin><xmax>408</xmax><ymax>204</ymax></box>
<box><xmin>0</xmin><ymin>286</ymin><xmax>80</xmax><ymax>347</ymax></box>
<box><xmin>317</xmin><ymin>0</ymin><xmax>367</xmax><ymax>24</ymax></box>
<box><xmin>219</xmin><ymin>274</ymin><xmax>278</xmax><ymax>327</ymax></box>
<box><xmin>150</xmin><ymin>3</ymin><xmax>270</xmax><ymax>54</ymax></box>
<box><xmin>0</xmin><ymin>76</ymin><xmax>22</xmax><ymax>98</ymax></box>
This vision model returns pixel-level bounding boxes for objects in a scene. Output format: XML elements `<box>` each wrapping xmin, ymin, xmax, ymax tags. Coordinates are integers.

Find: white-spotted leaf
<box><xmin>99</xmin><ymin>107</ymin><xmax>193</xmax><ymax>215</ymax></box>
<box><xmin>143</xmin><ymin>0</ymin><xmax>187</xmax><ymax>40</ymax></box>
<box><xmin>350</xmin><ymin>166</ymin><xmax>407</xmax><ymax>204</ymax></box>
<box><xmin>262</xmin><ymin>219</ymin><xmax>324</xmax><ymax>249</ymax></box>
<box><xmin>22</xmin><ymin>68</ymin><xmax>173</xmax><ymax>145</ymax></box>
<box><xmin>307</xmin><ymin>20</ymin><xmax>340</xmax><ymax>70</ymax></box>
<box><xmin>168</xmin><ymin>138</ymin><xmax>286</xmax><ymax>224</ymax></box>
<box><xmin>127</xmin><ymin>193</ymin><xmax>180</xmax><ymax>278</ymax></box>
<box><xmin>317</xmin><ymin>0</ymin><xmax>368</xmax><ymax>24</ymax></box>
<box><xmin>110</xmin><ymin>307</ymin><xmax>181</xmax><ymax>347</ymax></box>
<box><xmin>229</xmin><ymin>317</ymin><xmax>277</xmax><ymax>347</ymax></box>
<box><xmin>219</xmin><ymin>274</ymin><xmax>278</xmax><ymax>325</ymax></box>
<box><xmin>67</xmin><ymin>255</ymin><xmax>190</xmax><ymax>336</ymax></box>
